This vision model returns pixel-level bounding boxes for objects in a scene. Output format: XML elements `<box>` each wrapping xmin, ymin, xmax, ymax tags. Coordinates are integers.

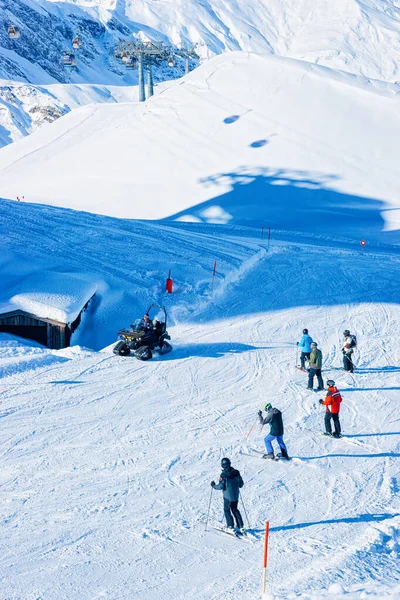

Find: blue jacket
<box><xmin>298</xmin><ymin>334</ymin><xmax>313</xmax><ymax>353</ymax></box>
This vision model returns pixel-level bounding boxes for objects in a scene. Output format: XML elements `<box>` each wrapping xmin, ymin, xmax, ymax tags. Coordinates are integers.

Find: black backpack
<box><xmin>350</xmin><ymin>335</ymin><xmax>357</xmax><ymax>348</ymax></box>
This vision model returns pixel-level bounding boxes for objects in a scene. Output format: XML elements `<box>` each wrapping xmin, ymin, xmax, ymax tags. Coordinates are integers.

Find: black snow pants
<box><xmin>325</xmin><ymin>411</ymin><xmax>341</xmax><ymax>436</ymax></box>
<box><xmin>300</xmin><ymin>352</ymin><xmax>310</xmax><ymax>369</ymax></box>
<box><xmin>308</xmin><ymin>368</ymin><xmax>324</xmax><ymax>390</ymax></box>
<box><xmin>223</xmin><ymin>498</ymin><xmax>244</xmax><ymax>529</ymax></box>
<box><xmin>343</xmin><ymin>354</ymin><xmax>354</xmax><ymax>373</ymax></box>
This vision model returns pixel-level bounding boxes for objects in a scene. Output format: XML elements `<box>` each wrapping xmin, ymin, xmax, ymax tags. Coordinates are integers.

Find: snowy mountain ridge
<box><xmin>1</xmin><ymin>0</ymin><xmax>400</xmax><ymax>147</ymax></box>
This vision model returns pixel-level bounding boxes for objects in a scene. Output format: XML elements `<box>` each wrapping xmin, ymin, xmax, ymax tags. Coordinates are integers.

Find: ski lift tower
<box><xmin>177</xmin><ymin>46</ymin><xmax>199</xmax><ymax>75</ymax></box>
<box><xmin>115</xmin><ymin>41</ymin><xmax>171</xmax><ymax>102</ymax></box>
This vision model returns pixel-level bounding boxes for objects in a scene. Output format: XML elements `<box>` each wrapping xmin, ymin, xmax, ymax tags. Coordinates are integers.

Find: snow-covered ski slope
<box><xmin>0</xmin><ymin>199</ymin><xmax>399</xmax><ymax>599</ymax></box>
<box><xmin>0</xmin><ymin>53</ymin><xmax>399</xmax><ymax>243</ymax></box>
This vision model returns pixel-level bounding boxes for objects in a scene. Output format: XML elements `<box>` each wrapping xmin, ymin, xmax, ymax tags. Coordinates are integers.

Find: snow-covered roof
<box><xmin>0</xmin><ymin>272</ymin><xmax>96</xmax><ymax>325</ymax></box>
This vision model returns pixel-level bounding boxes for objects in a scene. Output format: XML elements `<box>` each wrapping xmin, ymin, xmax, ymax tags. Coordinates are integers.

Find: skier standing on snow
<box><xmin>342</xmin><ymin>329</ymin><xmax>356</xmax><ymax>373</ymax></box>
<box><xmin>319</xmin><ymin>379</ymin><xmax>342</xmax><ymax>438</ymax></box>
<box><xmin>211</xmin><ymin>458</ymin><xmax>245</xmax><ymax>533</ymax></box>
<box><xmin>307</xmin><ymin>342</ymin><xmax>324</xmax><ymax>390</ymax></box>
<box><xmin>297</xmin><ymin>328</ymin><xmax>313</xmax><ymax>371</ymax></box>
<box><xmin>258</xmin><ymin>403</ymin><xmax>290</xmax><ymax>460</ymax></box>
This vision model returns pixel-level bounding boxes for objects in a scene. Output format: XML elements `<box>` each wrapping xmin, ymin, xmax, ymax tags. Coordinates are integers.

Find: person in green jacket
<box><xmin>307</xmin><ymin>342</ymin><xmax>324</xmax><ymax>390</ymax></box>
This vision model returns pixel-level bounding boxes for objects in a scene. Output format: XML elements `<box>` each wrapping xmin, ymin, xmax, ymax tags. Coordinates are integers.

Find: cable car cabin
<box><xmin>125</xmin><ymin>58</ymin><xmax>137</xmax><ymax>69</ymax></box>
<box><xmin>63</xmin><ymin>53</ymin><xmax>77</xmax><ymax>67</ymax></box>
<box><xmin>72</xmin><ymin>36</ymin><xmax>81</xmax><ymax>49</ymax></box>
<box><xmin>8</xmin><ymin>25</ymin><xmax>20</xmax><ymax>39</ymax></box>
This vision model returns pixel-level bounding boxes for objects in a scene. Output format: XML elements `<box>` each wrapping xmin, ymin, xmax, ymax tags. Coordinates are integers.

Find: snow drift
<box><xmin>0</xmin><ymin>52</ymin><xmax>399</xmax><ymax>243</ymax></box>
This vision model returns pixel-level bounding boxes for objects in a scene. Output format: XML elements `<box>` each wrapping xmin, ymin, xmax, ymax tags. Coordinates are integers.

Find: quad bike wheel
<box><xmin>113</xmin><ymin>341</ymin><xmax>130</xmax><ymax>356</ymax></box>
<box><xmin>134</xmin><ymin>345</ymin><xmax>153</xmax><ymax>361</ymax></box>
<box><xmin>158</xmin><ymin>341</ymin><xmax>172</xmax><ymax>355</ymax></box>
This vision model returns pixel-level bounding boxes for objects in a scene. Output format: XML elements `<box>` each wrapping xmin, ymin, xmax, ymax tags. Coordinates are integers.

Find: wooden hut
<box><xmin>0</xmin><ymin>273</ymin><xmax>96</xmax><ymax>349</ymax></box>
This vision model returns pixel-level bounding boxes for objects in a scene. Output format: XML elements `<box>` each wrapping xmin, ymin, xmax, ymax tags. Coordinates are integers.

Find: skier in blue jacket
<box><xmin>297</xmin><ymin>328</ymin><xmax>313</xmax><ymax>370</ymax></box>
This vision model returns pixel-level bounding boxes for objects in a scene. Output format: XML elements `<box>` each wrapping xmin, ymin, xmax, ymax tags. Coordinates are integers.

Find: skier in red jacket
<box><xmin>319</xmin><ymin>379</ymin><xmax>342</xmax><ymax>438</ymax></box>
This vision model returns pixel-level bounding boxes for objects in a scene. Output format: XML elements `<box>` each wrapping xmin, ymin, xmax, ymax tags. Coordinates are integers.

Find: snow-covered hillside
<box><xmin>1</xmin><ymin>0</ymin><xmax>400</xmax><ymax>147</ymax></box>
<box><xmin>0</xmin><ymin>52</ymin><xmax>399</xmax><ymax>243</ymax></box>
<box><xmin>0</xmin><ymin>198</ymin><xmax>399</xmax><ymax>599</ymax></box>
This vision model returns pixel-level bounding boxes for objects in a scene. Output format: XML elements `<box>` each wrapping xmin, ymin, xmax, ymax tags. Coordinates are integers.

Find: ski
<box><xmin>295</xmin><ymin>366</ymin><xmax>308</xmax><ymax>373</ymax></box>
<box><xmin>209</xmin><ymin>526</ymin><xmax>254</xmax><ymax>542</ymax></box>
<box><xmin>239</xmin><ymin>449</ymin><xmax>294</xmax><ymax>462</ymax></box>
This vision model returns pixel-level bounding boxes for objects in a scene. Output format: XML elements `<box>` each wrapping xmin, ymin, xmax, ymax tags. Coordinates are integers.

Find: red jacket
<box><xmin>322</xmin><ymin>385</ymin><xmax>342</xmax><ymax>413</ymax></box>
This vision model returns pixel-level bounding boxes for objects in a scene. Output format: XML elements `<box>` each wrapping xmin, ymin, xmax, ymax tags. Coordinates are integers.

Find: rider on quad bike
<box><xmin>113</xmin><ymin>305</ymin><xmax>172</xmax><ymax>361</ymax></box>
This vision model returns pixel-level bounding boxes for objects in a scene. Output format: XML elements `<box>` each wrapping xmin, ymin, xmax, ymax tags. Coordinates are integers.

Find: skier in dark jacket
<box><xmin>211</xmin><ymin>458</ymin><xmax>245</xmax><ymax>532</ymax></box>
<box><xmin>258</xmin><ymin>403</ymin><xmax>289</xmax><ymax>460</ymax></box>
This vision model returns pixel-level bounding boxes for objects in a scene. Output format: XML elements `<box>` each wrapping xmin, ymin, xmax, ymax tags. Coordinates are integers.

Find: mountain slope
<box><xmin>1</xmin><ymin>0</ymin><xmax>400</xmax><ymax>148</ymax></box>
<box><xmin>0</xmin><ymin>52</ymin><xmax>399</xmax><ymax>242</ymax></box>
<box><xmin>0</xmin><ymin>199</ymin><xmax>399</xmax><ymax>599</ymax></box>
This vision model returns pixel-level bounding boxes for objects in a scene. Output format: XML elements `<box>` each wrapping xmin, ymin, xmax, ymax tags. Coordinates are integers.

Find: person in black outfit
<box><xmin>211</xmin><ymin>458</ymin><xmax>245</xmax><ymax>532</ymax></box>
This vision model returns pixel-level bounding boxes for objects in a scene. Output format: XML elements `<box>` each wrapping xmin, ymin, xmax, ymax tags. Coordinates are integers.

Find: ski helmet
<box><xmin>326</xmin><ymin>380</ymin><xmax>335</xmax><ymax>387</ymax></box>
<box><xmin>303</xmin><ymin>328</ymin><xmax>308</xmax><ymax>334</ymax></box>
<box><xmin>221</xmin><ymin>457</ymin><xmax>231</xmax><ymax>469</ymax></box>
<box><xmin>343</xmin><ymin>330</ymin><xmax>350</xmax><ymax>336</ymax></box>
<box><xmin>311</xmin><ymin>342</ymin><xmax>318</xmax><ymax>347</ymax></box>
<box><xmin>264</xmin><ymin>403</ymin><xmax>272</xmax><ymax>411</ymax></box>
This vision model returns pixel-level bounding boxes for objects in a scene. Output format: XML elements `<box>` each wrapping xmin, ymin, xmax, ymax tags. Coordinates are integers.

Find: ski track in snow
<box><xmin>0</xmin><ymin>214</ymin><xmax>399</xmax><ymax>598</ymax></box>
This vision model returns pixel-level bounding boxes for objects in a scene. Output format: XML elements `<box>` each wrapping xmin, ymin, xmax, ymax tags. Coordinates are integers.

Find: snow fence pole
<box><xmin>211</xmin><ymin>260</ymin><xmax>217</xmax><ymax>293</ymax></box>
<box><xmin>205</xmin><ymin>487</ymin><xmax>213</xmax><ymax>532</ymax></box>
<box><xmin>262</xmin><ymin>521</ymin><xmax>270</xmax><ymax>596</ymax></box>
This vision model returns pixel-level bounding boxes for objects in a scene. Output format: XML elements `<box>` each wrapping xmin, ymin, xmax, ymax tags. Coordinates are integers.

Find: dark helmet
<box><xmin>311</xmin><ymin>342</ymin><xmax>318</xmax><ymax>347</ymax></box>
<box><xmin>343</xmin><ymin>329</ymin><xmax>350</xmax><ymax>336</ymax></box>
<box><xmin>264</xmin><ymin>402</ymin><xmax>272</xmax><ymax>411</ymax></box>
<box><xmin>221</xmin><ymin>457</ymin><xmax>231</xmax><ymax>469</ymax></box>
<box><xmin>326</xmin><ymin>379</ymin><xmax>335</xmax><ymax>387</ymax></box>
<box><xmin>303</xmin><ymin>328</ymin><xmax>308</xmax><ymax>334</ymax></box>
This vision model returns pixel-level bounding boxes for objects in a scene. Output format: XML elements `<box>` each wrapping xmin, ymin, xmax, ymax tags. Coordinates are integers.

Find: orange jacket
<box><xmin>322</xmin><ymin>385</ymin><xmax>342</xmax><ymax>413</ymax></box>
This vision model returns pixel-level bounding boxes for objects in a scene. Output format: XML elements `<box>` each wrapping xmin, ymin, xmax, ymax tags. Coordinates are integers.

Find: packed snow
<box><xmin>0</xmin><ymin>52</ymin><xmax>399</xmax><ymax>244</ymax></box>
<box><xmin>0</xmin><ymin>198</ymin><xmax>399</xmax><ymax>599</ymax></box>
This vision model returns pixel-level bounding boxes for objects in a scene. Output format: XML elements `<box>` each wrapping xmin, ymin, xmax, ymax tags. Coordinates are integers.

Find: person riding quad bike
<box><xmin>113</xmin><ymin>305</ymin><xmax>172</xmax><ymax>361</ymax></box>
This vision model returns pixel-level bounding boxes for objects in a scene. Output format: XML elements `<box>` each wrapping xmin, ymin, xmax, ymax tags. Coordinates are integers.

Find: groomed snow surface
<box><xmin>0</xmin><ymin>53</ymin><xmax>399</xmax><ymax>244</ymax></box>
<box><xmin>0</xmin><ymin>199</ymin><xmax>399</xmax><ymax>599</ymax></box>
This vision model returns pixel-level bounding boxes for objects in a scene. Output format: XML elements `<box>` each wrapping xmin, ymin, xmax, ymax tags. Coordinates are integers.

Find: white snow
<box><xmin>0</xmin><ymin>197</ymin><xmax>399</xmax><ymax>599</ymax></box>
<box><xmin>0</xmin><ymin>271</ymin><xmax>96</xmax><ymax>324</ymax></box>
<box><xmin>0</xmin><ymin>53</ymin><xmax>399</xmax><ymax>244</ymax></box>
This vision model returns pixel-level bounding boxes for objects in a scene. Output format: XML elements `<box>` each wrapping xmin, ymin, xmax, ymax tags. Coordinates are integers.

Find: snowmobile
<box><xmin>113</xmin><ymin>304</ymin><xmax>172</xmax><ymax>361</ymax></box>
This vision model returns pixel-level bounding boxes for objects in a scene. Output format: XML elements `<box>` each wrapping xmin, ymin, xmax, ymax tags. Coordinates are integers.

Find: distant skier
<box><xmin>297</xmin><ymin>328</ymin><xmax>313</xmax><ymax>371</ymax></box>
<box><xmin>342</xmin><ymin>329</ymin><xmax>357</xmax><ymax>373</ymax></box>
<box><xmin>319</xmin><ymin>379</ymin><xmax>342</xmax><ymax>438</ymax></box>
<box><xmin>211</xmin><ymin>458</ymin><xmax>245</xmax><ymax>533</ymax></box>
<box><xmin>258</xmin><ymin>403</ymin><xmax>289</xmax><ymax>460</ymax></box>
<box><xmin>307</xmin><ymin>342</ymin><xmax>324</xmax><ymax>390</ymax></box>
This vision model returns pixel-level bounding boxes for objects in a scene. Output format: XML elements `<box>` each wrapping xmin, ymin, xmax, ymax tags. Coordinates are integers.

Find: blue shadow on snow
<box><xmin>249</xmin><ymin>513</ymin><xmax>399</xmax><ymax>534</ymax></box>
<box><xmin>166</xmin><ymin>167</ymin><xmax>400</xmax><ymax>244</ymax></box>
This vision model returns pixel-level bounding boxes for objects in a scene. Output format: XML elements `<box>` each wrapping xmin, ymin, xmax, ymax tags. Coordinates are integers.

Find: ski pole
<box><xmin>205</xmin><ymin>486</ymin><xmax>213</xmax><ymax>532</ymax></box>
<box><xmin>246</xmin><ymin>419</ymin><xmax>257</xmax><ymax>441</ymax></box>
<box><xmin>296</xmin><ymin>343</ymin><xmax>299</xmax><ymax>367</ymax></box>
<box><xmin>240</xmin><ymin>490</ymin><xmax>251</xmax><ymax>529</ymax></box>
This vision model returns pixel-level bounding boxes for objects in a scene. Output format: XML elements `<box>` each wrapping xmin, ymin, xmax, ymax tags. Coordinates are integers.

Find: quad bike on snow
<box><xmin>113</xmin><ymin>304</ymin><xmax>172</xmax><ymax>361</ymax></box>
